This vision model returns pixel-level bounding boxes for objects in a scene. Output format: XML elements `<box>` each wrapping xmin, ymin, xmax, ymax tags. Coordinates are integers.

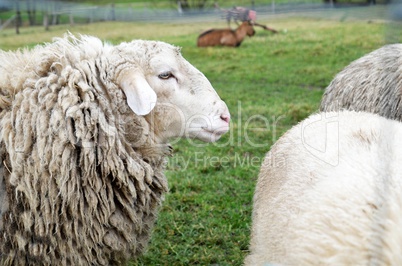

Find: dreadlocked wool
<box><xmin>0</xmin><ymin>34</ymin><xmax>230</xmax><ymax>265</ymax></box>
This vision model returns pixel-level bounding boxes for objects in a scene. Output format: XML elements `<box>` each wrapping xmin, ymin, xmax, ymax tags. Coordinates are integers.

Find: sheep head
<box><xmin>113</xmin><ymin>40</ymin><xmax>230</xmax><ymax>143</ymax></box>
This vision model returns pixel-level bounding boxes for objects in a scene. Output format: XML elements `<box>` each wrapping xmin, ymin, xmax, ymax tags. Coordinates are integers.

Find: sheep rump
<box><xmin>0</xmin><ymin>35</ymin><xmax>171</xmax><ymax>265</ymax></box>
<box><xmin>245</xmin><ymin>111</ymin><xmax>402</xmax><ymax>265</ymax></box>
<box><xmin>320</xmin><ymin>44</ymin><xmax>402</xmax><ymax>121</ymax></box>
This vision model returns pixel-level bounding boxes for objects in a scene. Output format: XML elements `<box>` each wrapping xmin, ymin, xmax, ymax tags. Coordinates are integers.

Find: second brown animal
<box><xmin>197</xmin><ymin>21</ymin><xmax>255</xmax><ymax>47</ymax></box>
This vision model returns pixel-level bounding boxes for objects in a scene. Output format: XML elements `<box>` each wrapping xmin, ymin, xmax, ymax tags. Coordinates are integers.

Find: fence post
<box><xmin>43</xmin><ymin>0</ymin><xmax>49</xmax><ymax>31</ymax></box>
<box><xmin>178</xmin><ymin>1</ymin><xmax>183</xmax><ymax>14</ymax></box>
<box><xmin>110</xmin><ymin>3</ymin><xmax>116</xmax><ymax>21</ymax></box>
<box><xmin>69</xmin><ymin>12</ymin><xmax>74</xmax><ymax>26</ymax></box>
<box><xmin>15</xmin><ymin>0</ymin><xmax>22</xmax><ymax>34</ymax></box>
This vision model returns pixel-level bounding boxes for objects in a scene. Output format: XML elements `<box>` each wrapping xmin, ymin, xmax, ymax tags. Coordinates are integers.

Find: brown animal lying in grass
<box><xmin>197</xmin><ymin>21</ymin><xmax>255</xmax><ymax>47</ymax></box>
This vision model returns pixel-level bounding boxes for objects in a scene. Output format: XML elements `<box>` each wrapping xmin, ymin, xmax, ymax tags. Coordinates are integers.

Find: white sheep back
<box><xmin>246</xmin><ymin>111</ymin><xmax>402</xmax><ymax>265</ymax></box>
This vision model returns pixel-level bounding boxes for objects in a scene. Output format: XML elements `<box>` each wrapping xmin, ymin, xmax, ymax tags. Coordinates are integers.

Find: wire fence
<box><xmin>0</xmin><ymin>0</ymin><xmax>400</xmax><ymax>30</ymax></box>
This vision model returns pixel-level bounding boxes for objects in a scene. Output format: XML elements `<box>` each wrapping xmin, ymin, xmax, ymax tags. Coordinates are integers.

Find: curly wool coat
<box><xmin>0</xmin><ymin>35</ymin><xmax>173</xmax><ymax>265</ymax></box>
<box><xmin>320</xmin><ymin>44</ymin><xmax>402</xmax><ymax>121</ymax></box>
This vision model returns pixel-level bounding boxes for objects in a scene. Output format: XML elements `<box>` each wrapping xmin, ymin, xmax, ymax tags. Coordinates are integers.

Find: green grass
<box><xmin>1</xmin><ymin>11</ymin><xmax>401</xmax><ymax>265</ymax></box>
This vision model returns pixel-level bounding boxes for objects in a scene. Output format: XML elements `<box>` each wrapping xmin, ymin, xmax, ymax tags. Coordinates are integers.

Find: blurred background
<box><xmin>0</xmin><ymin>0</ymin><xmax>399</xmax><ymax>32</ymax></box>
<box><xmin>1</xmin><ymin>1</ymin><xmax>402</xmax><ymax>265</ymax></box>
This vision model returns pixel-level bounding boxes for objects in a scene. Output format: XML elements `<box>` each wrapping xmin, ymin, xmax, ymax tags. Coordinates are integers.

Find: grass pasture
<box><xmin>1</xmin><ymin>9</ymin><xmax>401</xmax><ymax>265</ymax></box>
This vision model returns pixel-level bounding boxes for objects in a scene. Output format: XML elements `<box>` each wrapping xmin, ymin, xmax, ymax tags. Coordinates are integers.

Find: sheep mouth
<box><xmin>191</xmin><ymin>128</ymin><xmax>225</xmax><ymax>143</ymax></box>
<box><xmin>187</xmin><ymin>117</ymin><xmax>230</xmax><ymax>142</ymax></box>
<box><xmin>201</xmin><ymin>126</ymin><xmax>229</xmax><ymax>136</ymax></box>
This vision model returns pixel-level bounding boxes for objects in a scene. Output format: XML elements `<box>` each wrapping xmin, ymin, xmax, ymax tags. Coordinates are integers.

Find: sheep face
<box><xmin>114</xmin><ymin>40</ymin><xmax>230</xmax><ymax>143</ymax></box>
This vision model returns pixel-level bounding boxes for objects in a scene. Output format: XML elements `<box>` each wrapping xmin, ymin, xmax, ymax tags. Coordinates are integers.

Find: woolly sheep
<box><xmin>320</xmin><ymin>44</ymin><xmax>402</xmax><ymax>121</ymax></box>
<box><xmin>0</xmin><ymin>34</ymin><xmax>230</xmax><ymax>265</ymax></box>
<box><xmin>245</xmin><ymin>111</ymin><xmax>402</xmax><ymax>265</ymax></box>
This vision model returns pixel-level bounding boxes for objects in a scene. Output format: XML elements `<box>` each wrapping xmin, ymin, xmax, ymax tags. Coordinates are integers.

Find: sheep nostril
<box><xmin>220</xmin><ymin>114</ymin><xmax>230</xmax><ymax>123</ymax></box>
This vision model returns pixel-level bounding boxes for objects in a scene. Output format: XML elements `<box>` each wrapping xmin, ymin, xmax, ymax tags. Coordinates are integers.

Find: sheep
<box><xmin>0</xmin><ymin>33</ymin><xmax>230</xmax><ymax>265</ymax></box>
<box><xmin>245</xmin><ymin>110</ymin><xmax>402</xmax><ymax>265</ymax></box>
<box><xmin>320</xmin><ymin>44</ymin><xmax>402</xmax><ymax>121</ymax></box>
<box><xmin>197</xmin><ymin>21</ymin><xmax>255</xmax><ymax>47</ymax></box>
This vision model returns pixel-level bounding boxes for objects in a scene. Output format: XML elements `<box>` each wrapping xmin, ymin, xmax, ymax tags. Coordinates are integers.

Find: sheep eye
<box><xmin>158</xmin><ymin>72</ymin><xmax>174</xmax><ymax>79</ymax></box>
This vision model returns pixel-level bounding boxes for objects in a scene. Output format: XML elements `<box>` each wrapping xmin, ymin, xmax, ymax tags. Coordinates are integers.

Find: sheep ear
<box><xmin>119</xmin><ymin>72</ymin><xmax>157</xmax><ymax>116</ymax></box>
